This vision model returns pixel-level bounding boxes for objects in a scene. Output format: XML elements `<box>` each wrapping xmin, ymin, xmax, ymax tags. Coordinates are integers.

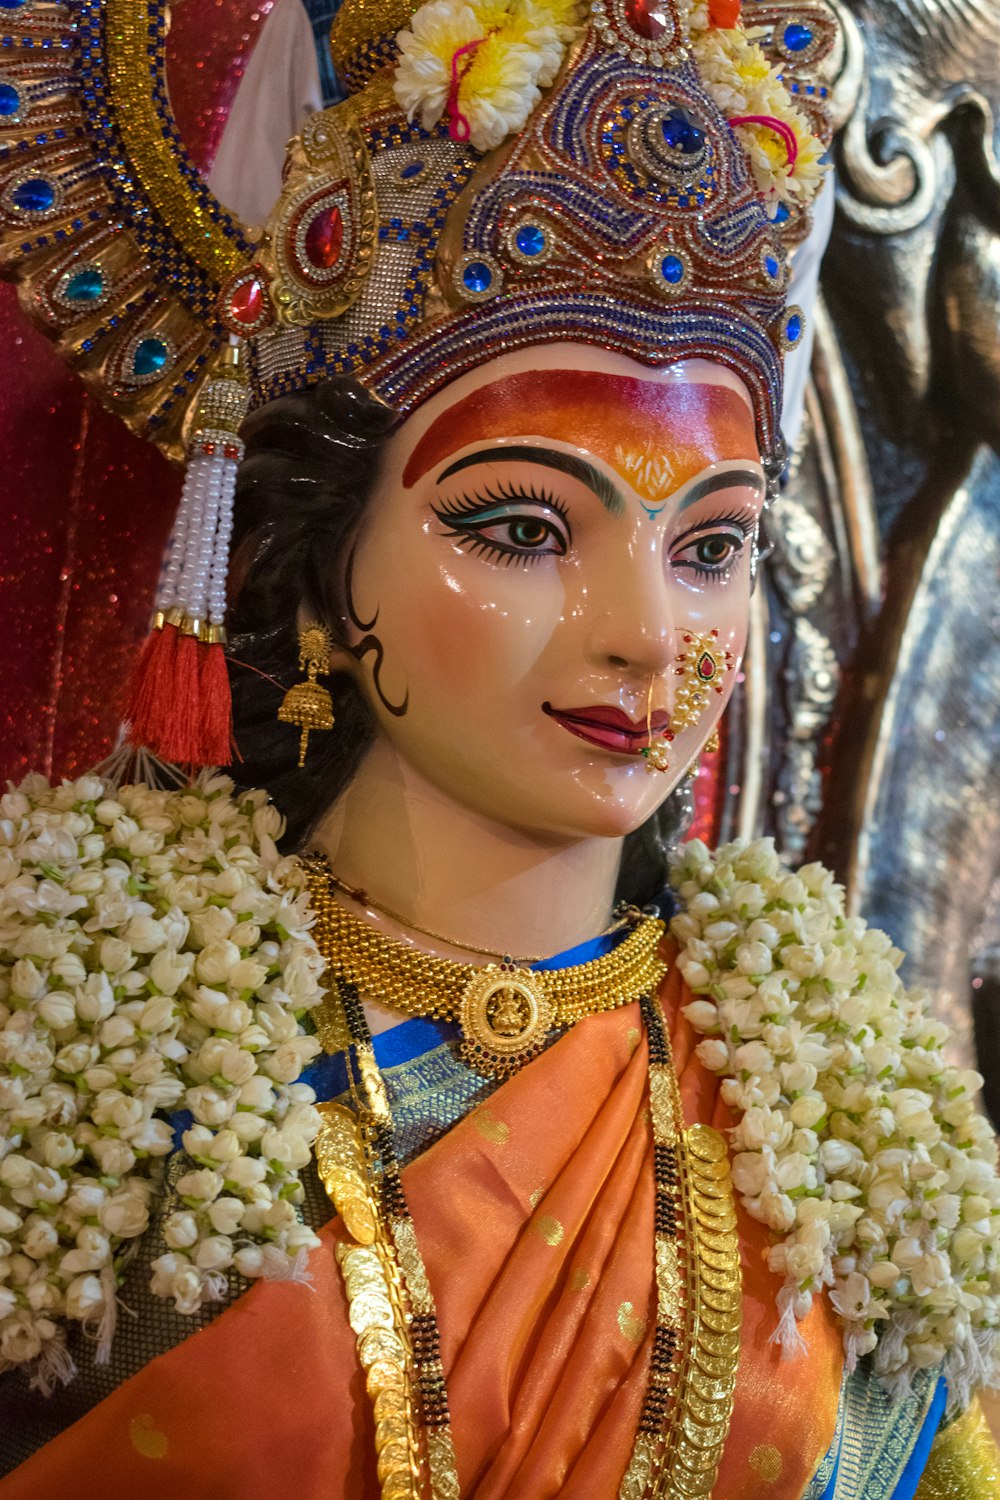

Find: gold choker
<box><xmin>303</xmin><ymin>856</ymin><xmax>668</xmax><ymax>1079</ymax></box>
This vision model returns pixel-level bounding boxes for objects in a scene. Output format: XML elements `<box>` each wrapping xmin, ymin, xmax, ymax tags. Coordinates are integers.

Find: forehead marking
<box><xmin>401</xmin><ymin>370</ymin><xmax>758</xmax><ymax>492</ymax></box>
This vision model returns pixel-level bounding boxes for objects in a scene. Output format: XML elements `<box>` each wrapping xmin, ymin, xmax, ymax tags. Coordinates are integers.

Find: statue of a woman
<box><xmin>0</xmin><ymin>0</ymin><xmax>998</xmax><ymax>1495</ymax></box>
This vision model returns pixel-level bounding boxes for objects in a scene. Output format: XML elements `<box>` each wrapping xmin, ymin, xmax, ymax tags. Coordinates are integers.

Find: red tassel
<box><xmin>154</xmin><ymin>631</ymin><xmax>204</xmax><ymax>766</ymax></box>
<box><xmin>123</xmin><ymin>624</ymin><xmax>179</xmax><ymax>751</ymax></box>
<box><xmin>198</xmin><ymin>641</ymin><xmax>234</xmax><ymax>767</ymax></box>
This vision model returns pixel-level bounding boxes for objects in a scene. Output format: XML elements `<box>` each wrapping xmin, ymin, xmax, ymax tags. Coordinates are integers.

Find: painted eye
<box><xmin>672</xmin><ymin>525</ymin><xmax>748</xmax><ymax>582</ymax></box>
<box><xmin>695</xmin><ymin>534</ymin><xmax>737</xmax><ymax>567</ymax></box>
<box><xmin>433</xmin><ymin>494</ymin><xmax>571</xmax><ymax>564</ymax></box>
<box><xmin>503</xmin><ymin>517</ymin><xmax>561</xmax><ymax>550</ymax></box>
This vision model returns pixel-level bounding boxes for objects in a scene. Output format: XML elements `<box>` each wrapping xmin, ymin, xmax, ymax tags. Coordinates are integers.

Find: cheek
<box><xmin>355</xmin><ymin>523</ymin><xmax>565</xmax><ymax>697</ymax></box>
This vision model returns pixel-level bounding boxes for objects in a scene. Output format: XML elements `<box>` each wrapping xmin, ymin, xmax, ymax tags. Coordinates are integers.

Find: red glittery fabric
<box><xmin>0</xmin><ymin>0</ymin><xmax>271</xmax><ymax>784</ymax></box>
<box><xmin>166</xmin><ymin>0</ymin><xmax>276</xmax><ymax>171</ymax></box>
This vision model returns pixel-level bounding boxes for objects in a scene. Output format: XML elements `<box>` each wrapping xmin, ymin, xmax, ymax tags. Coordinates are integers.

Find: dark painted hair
<box><xmin>226</xmin><ymin>375</ymin><xmax>691</xmax><ymax>904</ymax></box>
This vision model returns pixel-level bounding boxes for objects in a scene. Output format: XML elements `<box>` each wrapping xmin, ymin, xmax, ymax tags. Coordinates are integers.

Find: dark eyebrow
<box><xmin>436</xmin><ymin>444</ymin><xmax>626</xmax><ymax>517</ymax></box>
<box><xmin>678</xmin><ymin>469</ymin><xmax>765</xmax><ymax>513</ymax></box>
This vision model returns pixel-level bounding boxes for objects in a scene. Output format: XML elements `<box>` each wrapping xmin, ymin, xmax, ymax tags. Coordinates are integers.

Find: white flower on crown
<box><xmin>0</xmin><ymin>773</ymin><xmax>325</xmax><ymax>1389</ymax></box>
<box><xmin>670</xmin><ymin>837</ymin><xmax>1000</xmax><ymax>1411</ymax></box>
<box><xmin>394</xmin><ymin>0</ymin><xmax>583</xmax><ymax>153</ymax></box>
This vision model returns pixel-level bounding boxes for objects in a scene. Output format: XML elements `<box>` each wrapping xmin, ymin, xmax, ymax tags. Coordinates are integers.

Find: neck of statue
<box><xmin>308</xmin><ymin>737</ymin><xmax>623</xmax><ymax>968</ymax></box>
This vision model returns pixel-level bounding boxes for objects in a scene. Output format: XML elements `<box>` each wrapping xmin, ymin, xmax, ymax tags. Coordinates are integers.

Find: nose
<box><xmin>583</xmin><ymin>540</ymin><xmax>676</xmax><ymax>678</ymax></box>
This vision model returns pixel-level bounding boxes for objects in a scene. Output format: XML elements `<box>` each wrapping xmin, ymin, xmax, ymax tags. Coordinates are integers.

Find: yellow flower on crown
<box><xmin>690</xmin><ymin>25</ymin><xmax>826</xmax><ymax>203</ymax></box>
<box><xmin>394</xmin><ymin>0</ymin><xmax>586</xmax><ymax>151</ymax></box>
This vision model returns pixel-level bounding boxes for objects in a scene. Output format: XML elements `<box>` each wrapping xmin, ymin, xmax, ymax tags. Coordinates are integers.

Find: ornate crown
<box><xmin>219</xmin><ymin>0</ymin><xmax>837</xmax><ymax>462</ymax></box>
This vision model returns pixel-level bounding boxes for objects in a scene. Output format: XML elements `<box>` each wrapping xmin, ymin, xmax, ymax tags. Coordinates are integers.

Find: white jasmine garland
<box><xmin>670</xmin><ymin>837</ymin><xmax>1000</xmax><ymax>1410</ymax></box>
<box><xmin>0</xmin><ymin>773</ymin><xmax>325</xmax><ymax>1390</ymax></box>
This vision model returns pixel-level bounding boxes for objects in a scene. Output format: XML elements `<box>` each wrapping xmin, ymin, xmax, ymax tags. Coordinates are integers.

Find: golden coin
<box><xmin>340</xmin><ymin>1198</ymin><xmax>378</xmax><ymax>1246</ymax></box>
<box><xmin>700</xmin><ymin>1304</ymin><xmax>742</xmax><ymax>1335</ymax></box>
<box><xmin>698</xmin><ymin>1262</ymin><xmax>740</xmax><ymax>1292</ymax></box>
<box><xmin>349</xmin><ymin>1289</ymin><xmax>395</xmax><ymax>1334</ymax></box>
<box><xmin>685</xmin><ymin>1124</ymin><xmax>727</xmax><ymax>1163</ymax></box>
<box><xmin>694</xmin><ymin>1349</ymin><xmax>738</xmax><ymax>1380</ymax></box>
<box><xmin>691</xmin><ymin>1176</ymin><xmax>732</xmax><ymax>1200</ymax></box>
<box><xmin>689</xmin><ymin>1369</ymin><xmax>736</xmax><ymax>1405</ymax></box>
<box><xmin>700</xmin><ymin>1284</ymin><xmax>740</xmax><ymax>1313</ymax></box>
<box><xmin>685</xmin><ymin>1387</ymin><xmax>732</xmax><ymax>1425</ymax></box>
<box><xmin>344</xmin><ymin>1264</ymin><xmax>388</xmax><ymax>1299</ymax></box>
<box><xmin>695</xmin><ymin>1209</ymin><xmax>738</xmax><ymax>1234</ymax></box>
<box><xmin>367</xmin><ymin>1358</ymin><xmax>406</xmax><ymax>1397</ymax></box>
<box><xmin>381</xmin><ymin>1473</ymin><xmax>415</xmax><ymax>1500</ymax></box>
<box><xmin>342</xmin><ymin>1246</ymin><xmax>382</xmax><ymax>1277</ymax></box>
<box><xmin>374</xmin><ymin>1387</ymin><xmax>407</xmax><ymax>1422</ymax></box>
<box><xmin>697</xmin><ymin>1331</ymin><xmax>741</xmax><ymax>1362</ymax></box>
<box><xmin>323</xmin><ymin>1165</ymin><xmax>366</xmax><ymax>1197</ymax></box>
<box><xmin>318</xmin><ymin>1142</ymin><xmax>363</xmax><ymax>1175</ymax></box>
<box><xmin>681</xmin><ymin>1411</ymin><xmax>731</xmax><ymax>1450</ymax></box>
<box><xmin>670</xmin><ymin>1458</ymin><xmax>717</xmax><ymax>1496</ymax></box>
<box><xmin>375</xmin><ymin>1414</ymin><xmax>408</xmax><ymax>1449</ymax></box>
<box><xmin>694</xmin><ymin>1194</ymin><xmax>737</xmax><ymax>1219</ymax></box>
<box><xmin>359</xmin><ymin>1326</ymin><xmax>407</xmax><ymax>1367</ymax></box>
<box><xmin>688</xmin><ymin>1156</ymin><xmax>731</xmax><ymax>1181</ymax></box>
<box><xmin>377</xmin><ymin>1438</ymin><xmax>412</xmax><ymax>1482</ymax></box>
<box><xmin>697</xmin><ymin>1242</ymin><xmax>739</xmax><ymax>1270</ymax></box>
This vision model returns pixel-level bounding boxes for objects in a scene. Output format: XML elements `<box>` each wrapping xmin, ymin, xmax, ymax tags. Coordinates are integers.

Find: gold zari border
<box><xmin>104</xmin><ymin>0</ymin><xmax>243</xmax><ymax>284</ymax></box>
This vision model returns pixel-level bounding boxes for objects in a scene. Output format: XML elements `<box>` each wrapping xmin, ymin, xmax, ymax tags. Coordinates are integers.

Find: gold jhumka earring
<box><xmin>278</xmin><ymin>623</ymin><xmax>335</xmax><ymax>766</ymax></box>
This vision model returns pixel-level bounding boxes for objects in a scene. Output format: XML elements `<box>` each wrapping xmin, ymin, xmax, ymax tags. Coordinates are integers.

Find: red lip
<box><xmin>543</xmin><ymin>702</ymin><xmax>671</xmax><ymax>755</ymax></box>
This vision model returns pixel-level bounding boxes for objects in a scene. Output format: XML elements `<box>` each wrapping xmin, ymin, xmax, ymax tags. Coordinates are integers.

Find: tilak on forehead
<box><xmin>402</xmin><ymin>372</ymin><xmax>759</xmax><ymax>505</ymax></box>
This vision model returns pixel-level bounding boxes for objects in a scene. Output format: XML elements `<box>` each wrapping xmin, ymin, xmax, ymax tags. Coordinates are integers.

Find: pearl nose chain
<box><xmin>641</xmin><ymin>671</ymin><xmax>673</xmax><ymax>774</ymax></box>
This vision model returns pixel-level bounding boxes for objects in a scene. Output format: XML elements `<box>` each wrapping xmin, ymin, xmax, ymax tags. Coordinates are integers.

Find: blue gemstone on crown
<box><xmin>660</xmin><ymin>109</ymin><xmax>704</xmax><ymax>155</ymax></box>
<box><xmin>765</xmin><ymin>255</ymin><xmax>780</xmax><ymax>279</ymax></box>
<box><xmin>463</xmin><ymin>260</ymin><xmax>493</xmax><ymax>293</ymax></box>
<box><xmin>772</xmin><ymin>202</ymin><xmax>790</xmax><ymax>224</ymax></box>
<box><xmin>783</xmin><ymin>23</ymin><xmax>813</xmax><ymax>51</ymax></box>
<box><xmin>64</xmin><ymin>266</ymin><xmax>104</xmax><ymax>303</ymax></box>
<box><xmin>661</xmin><ymin>254</ymin><xmax>685</xmax><ymax>284</ymax></box>
<box><xmin>0</xmin><ymin>83</ymin><xmax>19</xmax><ymax>115</ymax></box>
<box><xmin>133</xmin><ymin>336</ymin><xmax>169</xmax><ymax>377</ymax></box>
<box><xmin>0</xmin><ymin>0</ymin><xmax>28</xmax><ymax>10</ymax></box>
<box><xmin>515</xmin><ymin>224</ymin><xmax>546</xmax><ymax>258</ymax></box>
<box><xmin>785</xmin><ymin>312</ymin><xmax>803</xmax><ymax>343</ymax></box>
<box><xmin>12</xmin><ymin>177</ymin><xmax>55</xmax><ymax>213</ymax></box>
<box><xmin>400</xmin><ymin>160</ymin><xmax>424</xmax><ymax>179</ymax></box>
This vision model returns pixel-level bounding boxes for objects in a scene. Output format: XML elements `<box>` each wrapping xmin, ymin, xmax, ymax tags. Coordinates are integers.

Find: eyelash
<box><xmin>432</xmin><ymin>481</ymin><xmax>571</xmax><ymax>567</ymax></box>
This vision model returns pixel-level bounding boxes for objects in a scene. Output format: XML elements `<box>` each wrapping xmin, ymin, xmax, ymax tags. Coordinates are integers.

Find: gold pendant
<box><xmin>457</xmin><ymin>961</ymin><xmax>555</xmax><ymax>1079</ymax></box>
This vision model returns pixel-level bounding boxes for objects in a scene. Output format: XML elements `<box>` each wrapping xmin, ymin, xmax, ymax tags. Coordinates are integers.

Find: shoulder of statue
<box><xmin>667</xmin><ymin>836</ymin><xmax>1000</xmax><ymax>1412</ymax></box>
<box><xmin>0</xmin><ymin>773</ymin><xmax>327</xmax><ymax>1390</ymax></box>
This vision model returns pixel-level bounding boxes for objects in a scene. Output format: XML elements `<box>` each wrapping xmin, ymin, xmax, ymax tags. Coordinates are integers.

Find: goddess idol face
<box><xmin>337</xmin><ymin>344</ymin><xmax>765</xmax><ymax>843</ymax></box>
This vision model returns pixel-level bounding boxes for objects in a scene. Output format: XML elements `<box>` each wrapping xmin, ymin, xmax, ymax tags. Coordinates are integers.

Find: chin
<box><xmin>499</xmin><ymin>782</ymin><xmax>663</xmax><ymax>843</ymax></box>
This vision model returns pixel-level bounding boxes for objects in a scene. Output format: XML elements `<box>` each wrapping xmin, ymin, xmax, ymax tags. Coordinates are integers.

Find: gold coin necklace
<box><xmin>303</xmin><ymin>862</ymin><xmax>742</xmax><ymax>1500</ymax></box>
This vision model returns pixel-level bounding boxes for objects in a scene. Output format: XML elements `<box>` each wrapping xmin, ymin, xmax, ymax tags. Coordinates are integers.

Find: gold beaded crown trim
<box><xmin>218</xmin><ymin>0</ymin><xmax>838</xmax><ymax>463</ymax></box>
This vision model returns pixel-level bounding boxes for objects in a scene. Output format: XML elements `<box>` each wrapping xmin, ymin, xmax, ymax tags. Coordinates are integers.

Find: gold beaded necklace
<box><xmin>303</xmin><ymin>854</ymin><xmax>669</xmax><ymax>1079</ymax></box>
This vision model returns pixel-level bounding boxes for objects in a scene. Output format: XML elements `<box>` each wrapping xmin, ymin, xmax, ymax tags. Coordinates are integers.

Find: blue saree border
<box><xmin>805</xmin><ymin>1362</ymin><xmax>945</xmax><ymax>1499</ymax></box>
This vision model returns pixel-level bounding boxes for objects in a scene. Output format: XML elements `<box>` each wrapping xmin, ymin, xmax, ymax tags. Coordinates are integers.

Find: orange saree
<box><xmin>0</xmin><ymin>964</ymin><xmax>844</xmax><ymax>1498</ymax></box>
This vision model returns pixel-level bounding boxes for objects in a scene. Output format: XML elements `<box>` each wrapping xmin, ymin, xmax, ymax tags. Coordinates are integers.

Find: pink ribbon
<box><xmin>729</xmin><ymin>113</ymin><xmax>799</xmax><ymax>170</ymax></box>
<box><xmin>446</xmin><ymin>39</ymin><xmax>485</xmax><ymax>142</ymax></box>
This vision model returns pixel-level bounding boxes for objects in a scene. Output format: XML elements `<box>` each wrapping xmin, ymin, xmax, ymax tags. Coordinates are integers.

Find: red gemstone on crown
<box><xmin>624</xmin><ymin>0</ymin><xmax>671</xmax><ymax>39</ymax></box>
<box><xmin>697</xmin><ymin>652</ymin><xmax>717</xmax><ymax>681</ymax></box>
<box><xmin>304</xmin><ymin>205</ymin><xmax>344</xmax><ymax>270</ymax></box>
<box><xmin>229</xmin><ymin>276</ymin><xmax>264</xmax><ymax>327</ymax></box>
